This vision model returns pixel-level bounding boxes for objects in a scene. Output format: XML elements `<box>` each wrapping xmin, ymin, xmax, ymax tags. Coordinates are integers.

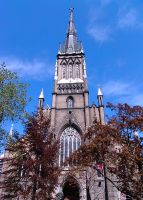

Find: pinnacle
<box><xmin>39</xmin><ymin>88</ymin><xmax>44</xmax><ymax>99</ymax></box>
<box><xmin>98</xmin><ymin>87</ymin><xmax>103</xmax><ymax>96</ymax></box>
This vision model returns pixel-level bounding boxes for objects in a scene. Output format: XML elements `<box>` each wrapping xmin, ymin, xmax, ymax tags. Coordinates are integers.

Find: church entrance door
<box><xmin>63</xmin><ymin>177</ymin><xmax>80</xmax><ymax>200</ymax></box>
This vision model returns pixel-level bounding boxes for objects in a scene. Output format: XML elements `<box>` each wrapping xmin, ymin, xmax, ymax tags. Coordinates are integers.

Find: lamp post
<box><xmin>103</xmin><ymin>163</ymin><xmax>109</xmax><ymax>200</ymax></box>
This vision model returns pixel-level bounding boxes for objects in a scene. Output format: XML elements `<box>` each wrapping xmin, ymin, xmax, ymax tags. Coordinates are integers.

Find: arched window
<box><xmin>75</xmin><ymin>64</ymin><xmax>80</xmax><ymax>79</ymax></box>
<box><xmin>62</xmin><ymin>65</ymin><xmax>66</xmax><ymax>79</ymax></box>
<box><xmin>69</xmin><ymin>64</ymin><xmax>73</xmax><ymax>79</ymax></box>
<box><xmin>67</xmin><ymin>97</ymin><xmax>74</xmax><ymax>108</ymax></box>
<box><xmin>59</xmin><ymin>127</ymin><xmax>81</xmax><ymax>166</ymax></box>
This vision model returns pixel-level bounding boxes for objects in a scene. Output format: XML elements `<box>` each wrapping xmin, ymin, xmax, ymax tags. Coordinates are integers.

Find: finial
<box><xmin>39</xmin><ymin>88</ymin><xmax>44</xmax><ymax>99</ymax></box>
<box><xmin>69</xmin><ymin>8</ymin><xmax>74</xmax><ymax>22</ymax></box>
<box><xmin>69</xmin><ymin>7</ymin><xmax>74</xmax><ymax>12</ymax></box>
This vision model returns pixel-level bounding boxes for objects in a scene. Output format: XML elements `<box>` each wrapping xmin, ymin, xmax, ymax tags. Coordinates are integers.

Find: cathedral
<box><xmin>0</xmin><ymin>8</ymin><xmax>124</xmax><ymax>200</ymax></box>
<box><xmin>38</xmin><ymin>8</ymin><xmax>121</xmax><ymax>200</ymax></box>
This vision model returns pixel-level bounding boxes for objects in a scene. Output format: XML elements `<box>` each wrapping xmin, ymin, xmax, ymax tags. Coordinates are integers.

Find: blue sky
<box><xmin>1</xmin><ymin>0</ymin><xmax>143</xmax><ymax>121</ymax></box>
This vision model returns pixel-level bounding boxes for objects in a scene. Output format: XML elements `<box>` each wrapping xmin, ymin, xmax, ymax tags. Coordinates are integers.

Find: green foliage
<box><xmin>0</xmin><ymin>63</ymin><xmax>29</xmax><ymax>151</ymax></box>
<box><xmin>0</xmin><ymin>63</ymin><xmax>28</xmax><ymax>123</ymax></box>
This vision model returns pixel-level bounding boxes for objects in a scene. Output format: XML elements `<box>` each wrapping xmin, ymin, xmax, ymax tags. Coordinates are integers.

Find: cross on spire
<box><xmin>58</xmin><ymin>8</ymin><xmax>83</xmax><ymax>54</ymax></box>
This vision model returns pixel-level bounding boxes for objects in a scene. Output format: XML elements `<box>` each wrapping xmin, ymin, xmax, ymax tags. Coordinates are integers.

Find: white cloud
<box><xmin>88</xmin><ymin>25</ymin><xmax>112</xmax><ymax>42</ymax></box>
<box><xmin>0</xmin><ymin>56</ymin><xmax>54</xmax><ymax>80</ymax></box>
<box><xmin>102</xmin><ymin>80</ymin><xmax>143</xmax><ymax>106</ymax></box>
<box><xmin>117</xmin><ymin>9</ymin><xmax>142</xmax><ymax>29</ymax></box>
<box><xmin>87</xmin><ymin>2</ymin><xmax>143</xmax><ymax>43</ymax></box>
<box><xmin>103</xmin><ymin>81</ymin><xmax>131</xmax><ymax>96</ymax></box>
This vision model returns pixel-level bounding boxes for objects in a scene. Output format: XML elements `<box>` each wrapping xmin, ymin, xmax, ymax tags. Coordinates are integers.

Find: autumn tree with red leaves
<box><xmin>70</xmin><ymin>103</ymin><xmax>143</xmax><ymax>200</ymax></box>
<box><xmin>1</xmin><ymin>110</ymin><xmax>60</xmax><ymax>200</ymax></box>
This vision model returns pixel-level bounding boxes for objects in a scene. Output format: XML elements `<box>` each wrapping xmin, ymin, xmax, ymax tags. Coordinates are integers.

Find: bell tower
<box><xmin>51</xmin><ymin>8</ymin><xmax>90</xmax><ymax>130</ymax></box>
<box><xmin>50</xmin><ymin>8</ymin><xmax>108</xmax><ymax>200</ymax></box>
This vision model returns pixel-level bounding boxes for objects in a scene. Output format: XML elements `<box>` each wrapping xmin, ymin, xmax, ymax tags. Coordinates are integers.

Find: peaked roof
<box><xmin>98</xmin><ymin>87</ymin><xmax>103</xmax><ymax>96</ymax></box>
<box><xmin>39</xmin><ymin>88</ymin><xmax>44</xmax><ymax>99</ymax></box>
<box><xmin>59</xmin><ymin>8</ymin><xmax>83</xmax><ymax>54</ymax></box>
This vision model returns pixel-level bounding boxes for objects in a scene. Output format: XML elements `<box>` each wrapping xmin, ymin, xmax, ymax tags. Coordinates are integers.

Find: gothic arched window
<box><xmin>75</xmin><ymin>64</ymin><xmax>80</xmax><ymax>79</ymax></box>
<box><xmin>69</xmin><ymin>64</ymin><xmax>73</xmax><ymax>79</ymax></box>
<box><xmin>59</xmin><ymin>127</ymin><xmax>81</xmax><ymax>166</ymax></box>
<box><xmin>62</xmin><ymin>65</ymin><xmax>66</xmax><ymax>79</ymax></box>
<box><xmin>67</xmin><ymin>96</ymin><xmax>74</xmax><ymax>108</ymax></box>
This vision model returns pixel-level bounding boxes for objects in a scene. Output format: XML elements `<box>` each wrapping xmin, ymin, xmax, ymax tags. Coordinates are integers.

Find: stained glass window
<box><xmin>59</xmin><ymin>127</ymin><xmax>81</xmax><ymax>166</ymax></box>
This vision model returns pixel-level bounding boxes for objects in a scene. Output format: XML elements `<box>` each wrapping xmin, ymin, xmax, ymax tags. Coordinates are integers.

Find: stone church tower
<box><xmin>39</xmin><ymin>8</ymin><xmax>119</xmax><ymax>200</ymax></box>
<box><xmin>0</xmin><ymin>8</ymin><xmax>125</xmax><ymax>200</ymax></box>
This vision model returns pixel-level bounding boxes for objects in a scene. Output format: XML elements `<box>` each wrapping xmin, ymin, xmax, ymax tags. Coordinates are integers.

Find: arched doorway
<box><xmin>63</xmin><ymin>176</ymin><xmax>80</xmax><ymax>200</ymax></box>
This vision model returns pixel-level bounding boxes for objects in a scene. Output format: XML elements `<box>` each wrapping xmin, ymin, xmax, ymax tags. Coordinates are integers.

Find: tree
<box><xmin>70</xmin><ymin>103</ymin><xmax>143</xmax><ymax>200</ymax></box>
<box><xmin>106</xmin><ymin>103</ymin><xmax>143</xmax><ymax>199</ymax></box>
<box><xmin>0</xmin><ymin>63</ymin><xmax>28</xmax><ymax>148</ymax></box>
<box><xmin>1</xmin><ymin>110</ymin><xmax>60</xmax><ymax>200</ymax></box>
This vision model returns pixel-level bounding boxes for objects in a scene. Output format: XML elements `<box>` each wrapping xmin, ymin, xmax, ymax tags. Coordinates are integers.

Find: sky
<box><xmin>1</xmin><ymin>0</ymin><xmax>143</xmax><ymax>129</ymax></box>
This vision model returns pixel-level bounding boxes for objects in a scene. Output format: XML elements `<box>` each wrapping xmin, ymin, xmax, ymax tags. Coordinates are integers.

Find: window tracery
<box><xmin>69</xmin><ymin>64</ymin><xmax>73</xmax><ymax>79</ymax></box>
<box><xmin>75</xmin><ymin>64</ymin><xmax>80</xmax><ymax>78</ymax></box>
<box><xmin>62</xmin><ymin>65</ymin><xmax>66</xmax><ymax>79</ymax></box>
<box><xmin>59</xmin><ymin>127</ymin><xmax>81</xmax><ymax>166</ymax></box>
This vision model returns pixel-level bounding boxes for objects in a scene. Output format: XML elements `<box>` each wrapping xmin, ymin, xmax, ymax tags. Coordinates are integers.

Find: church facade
<box><xmin>38</xmin><ymin>8</ymin><xmax>120</xmax><ymax>200</ymax></box>
<box><xmin>0</xmin><ymin>8</ymin><xmax>124</xmax><ymax>200</ymax></box>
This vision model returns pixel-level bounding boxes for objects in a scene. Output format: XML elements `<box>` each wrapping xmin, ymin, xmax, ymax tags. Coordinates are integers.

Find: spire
<box><xmin>39</xmin><ymin>88</ymin><xmax>44</xmax><ymax>99</ymax></box>
<box><xmin>58</xmin><ymin>8</ymin><xmax>83</xmax><ymax>54</ymax></box>
<box><xmin>65</xmin><ymin>8</ymin><xmax>78</xmax><ymax>53</ymax></box>
<box><xmin>38</xmin><ymin>88</ymin><xmax>44</xmax><ymax>108</ymax></box>
<box><xmin>98</xmin><ymin>87</ymin><xmax>103</xmax><ymax>96</ymax></box>
<box><xmin>97</xmin><ymin>87</ymin><xmax>104</xmax><ymax>107</ymax></box>
<box><xmin>9</xmin><ymin>123</ymin><xmax>14</xmax><ymax>137</ymax></box>
<box><xmin>67</xmin><ymin>8</ymin><xmax>76</xmax><ymax>37</ymax></box>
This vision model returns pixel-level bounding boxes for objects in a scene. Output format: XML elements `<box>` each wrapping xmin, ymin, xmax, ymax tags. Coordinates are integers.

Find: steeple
<box><xmin>67</xmin><ymin>8</ymin><xmax>76</xmax><ymax>36</ymax></box>
<box><xmin>59</xmin><ymin>8</ymin><xmax>83</xmax><ymax>54</ymax></box>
